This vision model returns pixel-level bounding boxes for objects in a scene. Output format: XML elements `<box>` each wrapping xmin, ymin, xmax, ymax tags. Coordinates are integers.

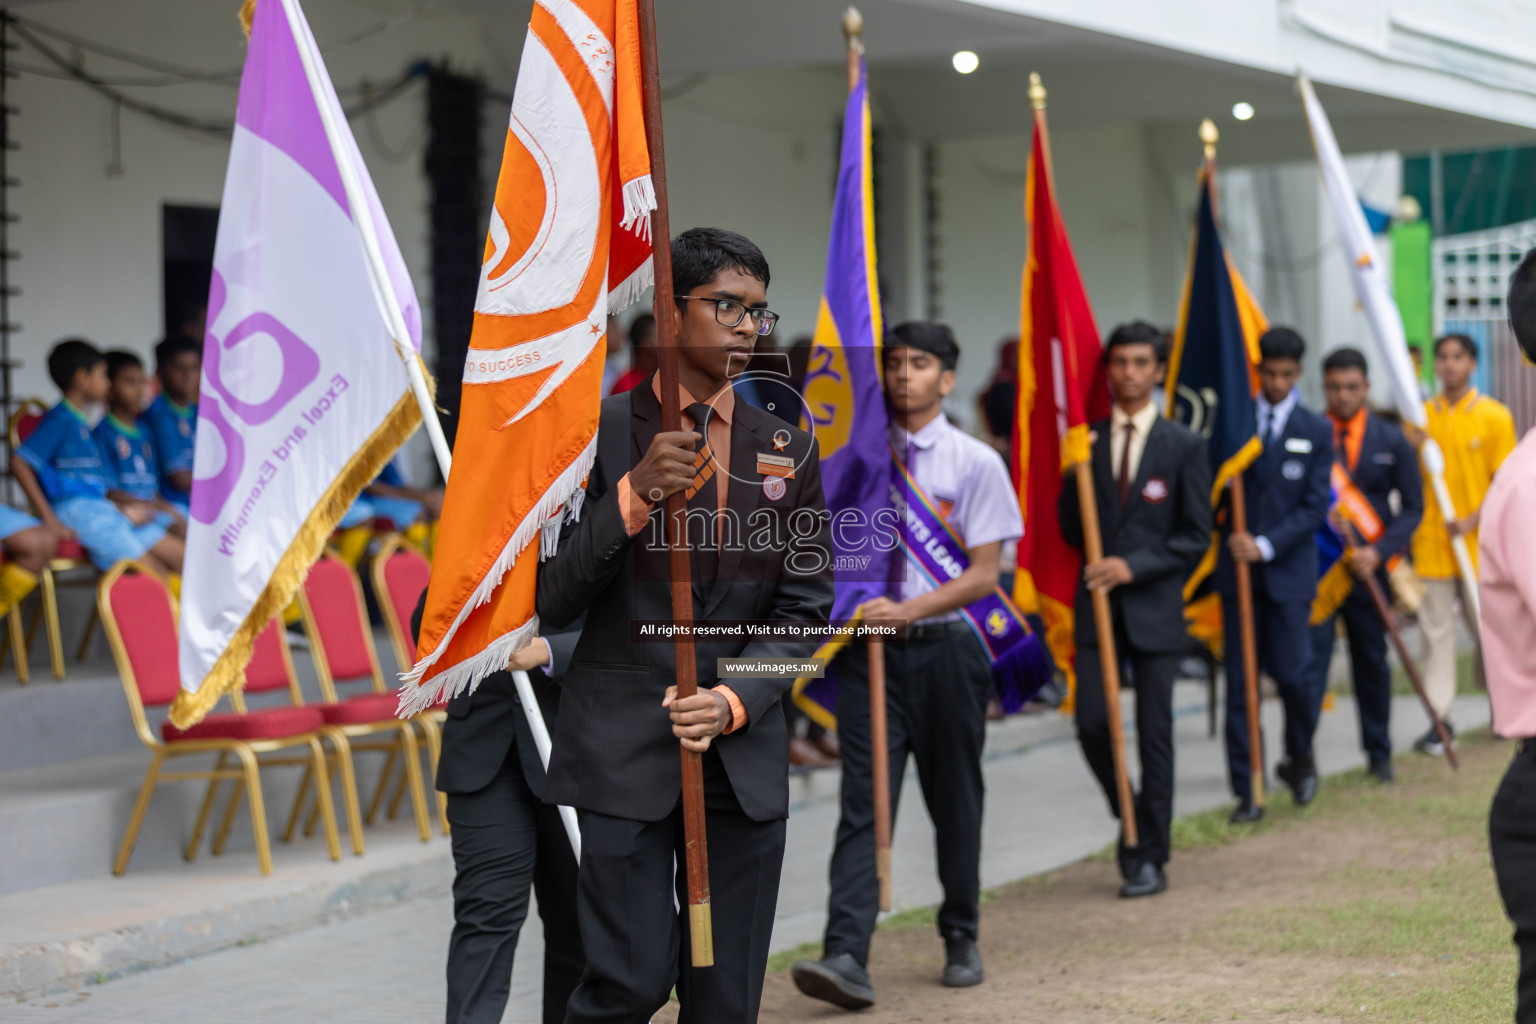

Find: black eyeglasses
<box><xmin>678</xmin><ymin>296</ymin><xmax>779</xmax><ymax>337</ymax></box>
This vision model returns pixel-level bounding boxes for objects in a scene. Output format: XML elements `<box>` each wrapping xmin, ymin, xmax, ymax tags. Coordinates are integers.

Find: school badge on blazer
<box><xmin>1141</xmin><ymin>477</ymin><xmax>1169</xmax><ymax>504</ymax></box>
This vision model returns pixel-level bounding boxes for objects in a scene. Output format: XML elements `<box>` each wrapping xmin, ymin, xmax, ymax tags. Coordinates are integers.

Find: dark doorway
<box><xmin>162</xmin><ymin>204</ymin><xmax>219</xmax><ymax>341</ymax></box>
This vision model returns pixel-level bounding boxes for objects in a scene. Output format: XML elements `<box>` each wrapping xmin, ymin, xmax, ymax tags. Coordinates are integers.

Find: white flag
<box><xmin>1299</xmin><ymin>73</ymin><xmax>1425</xmax><ymax>429</ymax></box>
<box><xmin>171</xmin><ymin>0</ymin><xmax>422</xmax><ymax>726</ymax></box>
<box><xmin>1300</xmin><ymin>71</ymin><xmax>1480</xmax><ymax>619</ymax></box>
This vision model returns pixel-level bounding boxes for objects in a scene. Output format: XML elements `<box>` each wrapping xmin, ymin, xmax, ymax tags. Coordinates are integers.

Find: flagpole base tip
<box><xmin>688</xmin><ymin>903</ymin><xmax>714</xmax><ymax>967</ymax></box>
<box><xmin>877</xmin><ymin>847</ymin><xmax>892</xmax><ymax>912</ymax></box>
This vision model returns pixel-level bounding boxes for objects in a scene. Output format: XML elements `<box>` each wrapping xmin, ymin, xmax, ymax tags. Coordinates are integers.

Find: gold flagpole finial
<box><xmin>1028</xmin><ymin>72</ymin><xmax>1046</xmax><ymax>111</ymax></box>
<box><xmin>1200</xmin><ymin>117</ymin><xmax>1219</xmax><ymax>161</ymax></box>
<box><xmin>842</xmin><ymin>7</ymin><xmax>864</xmax><ymax>54</ymax></box>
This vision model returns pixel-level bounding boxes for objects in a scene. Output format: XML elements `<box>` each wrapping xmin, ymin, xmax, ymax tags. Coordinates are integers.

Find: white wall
<box><xmin>10</xmin><ymin>0</ymin><xmax>513</xmax><ymax>403</ymax></box>
<box><xmin>931</xmin><ymin>121</ymin><xmax>1198</xmax><ymax>414</ymax></box>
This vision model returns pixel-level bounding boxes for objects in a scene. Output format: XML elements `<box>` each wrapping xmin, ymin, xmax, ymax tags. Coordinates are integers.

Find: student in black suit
<box><xmin>409</xmin><ymin>597</ymin><xmax>584</xmax><ymax>1024</ymax></box>
<box><xmin>1217</xmin><ymin>327</ymin><xmax>1332</xmax><ymax>822</ymax></box>
<box><xmin>1303</xmin><ymin>347</ymin><xmax>1423</xmax><ymax>783</ymax></box>
<box><xmin>536</xmin><ymin>227</ymin><xmax>834</xmax><ymax>1023</ymax></box>
<box><xmin>1059</xmin><ymin>321</ymin><xmax>1212</xmax><ymax>899</ymax></box>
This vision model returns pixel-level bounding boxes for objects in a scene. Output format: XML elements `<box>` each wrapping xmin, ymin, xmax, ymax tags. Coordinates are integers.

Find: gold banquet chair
<box><xmin>100</xmin><ymin>561</ymin><xmax>341</xmax><ymax>876</ymax></box>
<box><xmin>289</xmin><ymin>551</ymin><xmax>435</xmax><ymax>844</ymax></box>
<box><xmin>370</xmin><ymin>535</ymin><xmax>449</xmax><ymax>835</ymax></box>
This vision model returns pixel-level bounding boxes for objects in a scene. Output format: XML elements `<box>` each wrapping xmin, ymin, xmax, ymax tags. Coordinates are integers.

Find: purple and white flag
<box><xmin>171</xmin><ymin>0</ymin><xmax>423</xmax><ymax>726</ymax></box>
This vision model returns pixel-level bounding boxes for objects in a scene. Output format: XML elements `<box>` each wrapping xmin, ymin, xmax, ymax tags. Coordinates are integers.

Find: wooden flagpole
<box><xmin>1201</xmin><ymin>118</ymin><xmax>1265</xmax><ymax>809</ymax></box>
<box><xmin>843</xmin><ymin>4</ymin><xmax>893</xmax><ymax>915</ymax></box>
<box><xmin>637</xmin><ymin>0</ymin><xmax>713</xmax><ymax>967</ymax></box>
<box><xmin>1032</xmin><ymin>73</ymin><xmax>1137</xmax><ymax>848</ymax></box>
<box><xmin>1342</xmin><ymin>522</ymin><xmax>1460</xmax><ymax>770</ymax></box>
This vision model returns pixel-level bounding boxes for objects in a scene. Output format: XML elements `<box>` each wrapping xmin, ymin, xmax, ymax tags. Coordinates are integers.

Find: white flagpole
<box><xmin>1299</xmin><ymin>72</ymin><xmax>1480</xmax><ymax>624</ymax></box>
<box><xmin>280</xmin><ymin>0</ymin><xmax>580</xmax><ymax>860</ymax></box>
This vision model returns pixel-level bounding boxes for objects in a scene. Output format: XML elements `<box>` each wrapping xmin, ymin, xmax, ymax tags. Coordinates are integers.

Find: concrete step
<box><xmin>0</xmin><ymin>628</ymin><xmax>420</xmax><ymax>896</ymax></box>
<box><xmin>0</xmin><ymin>819</ymin><xmax>451</xmax><ymax>1000</ymax></box>
<box><xmin>0</xmin><ymin>742</ymin><xmax>420</xmax><ymax>897</ymax></box>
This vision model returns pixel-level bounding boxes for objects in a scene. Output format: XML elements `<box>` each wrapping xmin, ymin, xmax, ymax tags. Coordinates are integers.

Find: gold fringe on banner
<box><xmin>239</xmin><ymin>0</ymin><xmax>257</xmax><ymax>39</ymax></box>
<box><xmin>169</xmin><ymin>374</ymin><xmax>427</xmax><ymax>728</ymax></box>
<box><xmin>1310</xmin><ymin>559</ymin><xmax>1355</xmax><ymax>627</ymax></box>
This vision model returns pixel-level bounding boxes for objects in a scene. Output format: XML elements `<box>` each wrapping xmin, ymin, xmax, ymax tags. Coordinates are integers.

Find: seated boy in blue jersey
<box><xmin>141</xmin><ymin>334</ymin><xmax>200</xmax><ymax>515</ymax></box>
<box><xmin>12</xmin><ymin>339</ymin><xmax>185</xmax><ymax>578</ymax></box>
<box><xmin>96</xmin><ymin>351</ymin><xmax>187</xmax><ymax>539</ymax></box>
<box><xmin>332</xmin><ymin>457</ymin><xmax>444</xmax><ymax>566</ymax></box>
<box><xmin>0</xmin><ymin>506</ymin><xmax>58</xmax><ymax>621</ymax></box>
<box><xmin>364</xmin><ymin>458</ymin><xmax>443</xmax><ymax>532</ymax></box>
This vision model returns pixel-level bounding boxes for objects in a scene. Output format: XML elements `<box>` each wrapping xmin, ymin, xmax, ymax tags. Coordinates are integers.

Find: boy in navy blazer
<box><xmin>1217</xmin><ymin>328</ymin><xmax>1331</xmax><ymax>821</ymax></box>
<box><xmin>1304</xmin><ymin>347</ymin><xmax>1423</xmax><ymax>783</ymax></box>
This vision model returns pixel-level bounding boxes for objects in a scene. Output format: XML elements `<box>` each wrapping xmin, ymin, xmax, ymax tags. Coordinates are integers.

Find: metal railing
<box><xmin>1432</xmin><ymin>218</ymin><xmax>1536</xmax><ymax>428</ymax></box>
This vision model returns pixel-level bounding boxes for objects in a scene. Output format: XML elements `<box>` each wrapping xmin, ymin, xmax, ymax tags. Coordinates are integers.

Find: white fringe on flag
<box><xmin>609</xmin><ymin>255</ymin><xmax>654</xmax><ymax>314</ymax></box>
<box><xmin>396</xmin><ymin>432</ymin><xmax>598</xmax><ymax>716</ymax></box>
<box><xmin>621</xmin><ymin>174</ymin><xmax>655</xmax><ymax>238</ymax></box>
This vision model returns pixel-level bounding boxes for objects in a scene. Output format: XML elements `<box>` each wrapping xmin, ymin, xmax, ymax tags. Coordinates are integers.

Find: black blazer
<box><xmin>412</xmin><ymin>595</ymin><xmax>579</xmax><ymax>799</ymax></box>
<box><xmin>1215</xmin><ymin>403</ymin><xmax>1332</xmax><ymax>605</ymax></box>
<box><xmin>1339</xmin><ymin>412</ymin><xmax>1423</xmax><ymax>562</ymax></box>
<box><xmin>535</xmin><ymin>378</ymin><xmax>834</xmax><ymax>823</ymax></box>
<box><xmin>1059</xmin><ymin>414</ymin><xmax>1213</xmax><ymax>654</ymax></box>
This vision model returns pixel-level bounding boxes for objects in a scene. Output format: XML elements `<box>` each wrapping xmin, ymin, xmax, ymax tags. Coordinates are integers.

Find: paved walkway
<box><xmin>5</xmin><ymin>689</ymin><xmax>1489</xmax><ymax>1023</ymax></box>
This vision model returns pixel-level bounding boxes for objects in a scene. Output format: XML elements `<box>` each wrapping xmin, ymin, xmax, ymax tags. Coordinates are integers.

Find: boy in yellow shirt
<box><xmin>1411</xmin><ymin>333</ymin><xmax>1517</xmax><ymax>754</ymax></box>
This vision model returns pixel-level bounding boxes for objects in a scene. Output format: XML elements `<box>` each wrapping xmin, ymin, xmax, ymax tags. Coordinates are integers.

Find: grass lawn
<box><xmin>750</xmin><ymin>729</ymin><xmax>1518</xmax><ymax>1024</ymax></box>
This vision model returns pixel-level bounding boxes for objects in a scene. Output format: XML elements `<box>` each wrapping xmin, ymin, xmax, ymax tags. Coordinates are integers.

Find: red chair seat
<box><xmin>162</xmin><ymin>706</ymin><xmax>324</xmax><ymax>743</ymax></box>
<box><xmin>317</xmin><ymin>692</ymin><xmax>401</xmax><ymax>725</ymax></box>
<box><xmin>54</xmin><ymin>539</ymin><xmax>89</xmax><ymax>562</ymax></box>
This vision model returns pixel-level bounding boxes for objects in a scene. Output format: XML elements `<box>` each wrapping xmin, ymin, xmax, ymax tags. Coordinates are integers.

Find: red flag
<box><xmin>1011</xmin><ymin>116</ymin><xmax>1109</xmax><ymax>709</ymax></box>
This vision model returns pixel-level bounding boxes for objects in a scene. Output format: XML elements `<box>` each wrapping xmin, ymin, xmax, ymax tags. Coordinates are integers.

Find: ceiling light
<box><xmin>952</xmin><ymin>50</ymin><xmax>979</xmax><ymax>75</ymax></box>
<box><xmin>1232</xmin><ymin>101</ymin><xmax>1255</xmax><ymax>121</ymax></box>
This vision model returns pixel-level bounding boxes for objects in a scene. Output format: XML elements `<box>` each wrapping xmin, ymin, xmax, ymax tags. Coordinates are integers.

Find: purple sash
<box><xmin>890</xmin><ymin>452</ymin><xmax>1051</xmax><ymax>713</ymax></box>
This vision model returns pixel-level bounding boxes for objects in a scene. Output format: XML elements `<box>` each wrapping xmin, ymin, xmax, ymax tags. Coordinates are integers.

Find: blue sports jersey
<box><xmin>376</xmin><ymin>461</ymin><xmax>405</xmax><ymax>488</ymax></box>
<box><xmin>141</xmin><ymin>394</ymin><xmax>197</xmax><ymax>505</ymax></box>
<box><xmin>94</xmin><ymin>414</ymin><xmax>160</xmax><ymax>502</ymax></box>
<box><xmin>16</xmin><ymin>402</ymin><xmax>110</xmax><ymax>501</ymax></box>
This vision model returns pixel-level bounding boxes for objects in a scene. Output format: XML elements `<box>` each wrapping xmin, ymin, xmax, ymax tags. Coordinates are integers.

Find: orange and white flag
<box><xmin>400</xmin><ymin>0</ymin><xmax>653</xmax><ymax>714</ymax></box>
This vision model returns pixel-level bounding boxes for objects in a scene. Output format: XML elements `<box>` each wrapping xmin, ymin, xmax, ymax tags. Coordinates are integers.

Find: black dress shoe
<box><xmin>941</xmin><ymin>932</ymin><xmax>984</xmax><ymax>988</ymax></box>
<box><xmin>1293</xmin><ymin>756</ymin><xmax>1319</xmax><ymax>805</ymax></box>
<box><xmin>792</xmin><ymin>952</ymin><xmax>875</xmax><ymax>1010</ymax></box>
<box><xmin>1229</xmin><ymin>800</ymin><xmax>1264</xmax><ymax>824</ymax></box>
<box><xmin>1118</xmin><ymin>860</ymin><xmax>1168</xmax><ymax>898</ymax></box>
<box><xmin>1116</xmin><ymin>844</ymin><xmax>1136</xmax><ymax>881</ymax></box>
<box><xmin>1276</xmin><ymin>759</ymin><xmax>1294</xmax><ymax>788</ymax></box>
<box><xmin>1369</xmin><ymin>758</ymin><xmax>1395</xmax><ymax>784</ymax></box>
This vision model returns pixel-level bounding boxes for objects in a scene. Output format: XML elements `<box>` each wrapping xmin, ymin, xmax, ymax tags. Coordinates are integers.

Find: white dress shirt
<box><xmin>1109</xmin><ymin>400</ymin><xmax>1161</xmax><ymax>485</ymax></box>
<box><xmin>1249</xmin><ymin>389</ymin><xmax>1300</xmax><ymax>563</ymax></box>
<box><xmin>1256</xmin><ymin>389</ymin><xmax>1299</xmax><ymax>448</ymax></box>
<box><xmin>892</xmin><ymin>413</ymin><xmax>1023</xmax><ymax>624</ymax></box>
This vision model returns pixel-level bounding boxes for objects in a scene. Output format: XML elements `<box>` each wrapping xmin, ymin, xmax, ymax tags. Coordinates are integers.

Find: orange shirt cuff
<box><xmin>715</xmin><ymin>685</ymin><xmax>748</xmax><ymax>734</ymax></box>
<box><xmin>615</xmin><ymin>472</ymin><xmax>653</xmax><ymax>537</ymax></box>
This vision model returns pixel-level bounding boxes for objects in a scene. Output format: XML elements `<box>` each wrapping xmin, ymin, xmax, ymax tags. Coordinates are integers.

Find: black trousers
<box><xmin>1074</xmin><ymin>623</ymin><xmax>1179</xmax><ymax>867</ymax></box>
<box><xmin>1491</xmin><ymin>741</ymin><xmax>1536</xmax><ymax>1024</ymax></box>
<box><xmin>1305</xmin><ymin>582</ymin><xmax>1392</xmax><ymax>765</ymax></box>
<box><xmin>1222</xmin><ymin>590</ymin><xmax>1318</xmax><ymax>803</ymax></box>
<box><xmin>446</xmin><ymin>755</ymin><xmax>583</xmax><ymax>1024</ymax></box>
<box><xmin>823</xmin><ymin>627</ymin><xmax>992</xmax><ymax>966</ymax></box>
<box><xmin>564</xmin><ymin>755</ymin><xmax>787</xmax><ymax>1024</ymax></box>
